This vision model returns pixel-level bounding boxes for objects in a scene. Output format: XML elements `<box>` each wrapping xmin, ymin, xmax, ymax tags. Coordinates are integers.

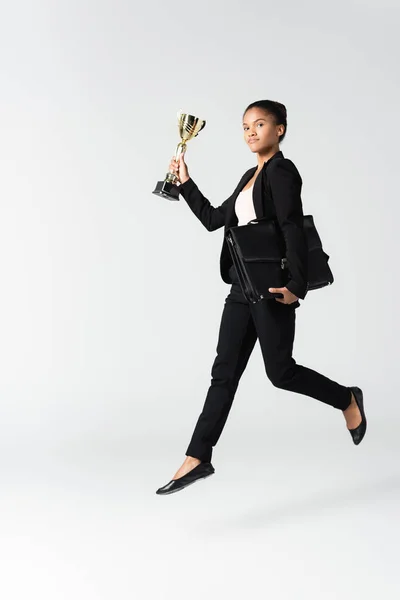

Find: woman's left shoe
<box><xmin>155</xmin><ymin>462</ymin><xmax>215</xmax><ymax>495</ymax></box>
<box><xmin>347</xmin><ymin>386</ymin><xmax>367</xmax><ymax>445</ymax></box>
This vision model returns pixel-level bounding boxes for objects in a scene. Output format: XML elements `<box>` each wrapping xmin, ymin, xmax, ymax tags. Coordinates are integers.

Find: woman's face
<box><xmin>242</xmin><ymin>107</ymin><xmax>284</xmax><ymax>153</ymax></box>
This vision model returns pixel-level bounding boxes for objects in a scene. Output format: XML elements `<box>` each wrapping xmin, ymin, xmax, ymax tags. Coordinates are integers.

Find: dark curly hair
<box><xmin>243</xmin><ymin>100</ymin><xmax>287</xmax><ymax>143</ymax></box>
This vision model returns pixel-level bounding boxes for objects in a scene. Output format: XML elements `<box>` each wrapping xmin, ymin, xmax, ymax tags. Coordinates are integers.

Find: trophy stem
<box><xmin>174</xmin><ymin>141</ymin><xmax>187</xmax><ymax>159</ymax></box>
<box><xmin>165</xmin><ymin>141</ymin><xmax>187</xmax><ymax>184</ymax></box>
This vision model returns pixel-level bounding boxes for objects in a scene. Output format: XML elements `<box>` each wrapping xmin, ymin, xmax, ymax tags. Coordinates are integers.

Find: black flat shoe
<box><xmin>156</xmin><ymin>462</ymin><xmax>215</xmax><ymax>495</ymax></box>
<box><xmin>347</xmin><ymin>386</ymin><xmax>367</xmax><ymax>445</ymax></box>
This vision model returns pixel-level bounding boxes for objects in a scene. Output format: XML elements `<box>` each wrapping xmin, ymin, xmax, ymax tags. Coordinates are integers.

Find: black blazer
<box><xmin>179</xmin><ymin>150</ymin><xmax>309</xmax><ymax>300</ymax></box>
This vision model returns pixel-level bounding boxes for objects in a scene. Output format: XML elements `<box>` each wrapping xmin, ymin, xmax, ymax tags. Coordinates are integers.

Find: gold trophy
<box><xmin>152</xmin><ymin>110</ymin><xmax>206</xmax><ymax>201</ymax></box>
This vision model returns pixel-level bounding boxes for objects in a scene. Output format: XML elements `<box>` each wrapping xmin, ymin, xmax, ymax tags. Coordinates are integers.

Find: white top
<box><xmin>234</xmin><ymin>184</ymin><xmax>256</xmax><ymax>226</ymax></box>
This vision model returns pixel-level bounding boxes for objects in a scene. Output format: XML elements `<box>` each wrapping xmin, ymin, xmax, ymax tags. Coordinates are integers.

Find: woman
<box><xmin>156</xmin><ymin>100</ymin><xmax>367</xmax><ymax>496</ymax></box>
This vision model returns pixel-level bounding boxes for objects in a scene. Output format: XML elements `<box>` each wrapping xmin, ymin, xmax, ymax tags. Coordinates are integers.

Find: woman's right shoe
<box><xmin>347</xmin><ymin>386</ymin><xmax>367</xmax><ymax>445</ymax></box>
<box><xmin>155</xmin><ymin>461</ymin><xmax>215</xmax><ymax>495</ymax></box>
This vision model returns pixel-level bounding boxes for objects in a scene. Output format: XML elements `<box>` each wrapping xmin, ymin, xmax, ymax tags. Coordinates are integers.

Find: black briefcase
<box><xmin>226</xmin><ymin>214</ymin><xmax>334</xmax><ymax>303</ymax></box>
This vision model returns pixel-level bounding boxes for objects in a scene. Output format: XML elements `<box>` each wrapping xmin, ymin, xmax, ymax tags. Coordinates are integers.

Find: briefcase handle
<box><xmin>247</xmin><ymin>216</ymin><xmax>276</xmax><ymax>225</ymax></box>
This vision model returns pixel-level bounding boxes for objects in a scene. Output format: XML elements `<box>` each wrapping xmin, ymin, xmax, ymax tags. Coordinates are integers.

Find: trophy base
<box><xmin>152</xmin><ymin>180</ymin><xmax>181</xmax><ymax>201</ymax></box>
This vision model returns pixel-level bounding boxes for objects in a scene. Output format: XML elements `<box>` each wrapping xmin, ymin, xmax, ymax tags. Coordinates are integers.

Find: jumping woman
<box><xmin>156</xmin><ymin>99</ymin><xmax>367</xmax><ymax>495</ymax></box>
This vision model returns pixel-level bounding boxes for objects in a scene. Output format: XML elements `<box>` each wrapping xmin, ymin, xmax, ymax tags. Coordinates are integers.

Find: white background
<box><xmin>0</xmin><ymin>1</ymin><xmax>399</xmax><ymax>598</ymax></box>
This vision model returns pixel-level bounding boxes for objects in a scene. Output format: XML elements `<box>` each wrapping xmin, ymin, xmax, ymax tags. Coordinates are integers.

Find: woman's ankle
<box><xmin>185</xmin><ymin>455</ymin><xmax>201</xmax><ymax>463</ymax></box>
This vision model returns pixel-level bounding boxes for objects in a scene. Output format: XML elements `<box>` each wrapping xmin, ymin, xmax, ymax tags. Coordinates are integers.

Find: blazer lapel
<box><xmin>252</xmin><ymin>167</ymin><xmax>265</xmax><ymax>219</ymax></box>
<box><xmin>253</xmin><ymin>150</ymin><xmax>284</xmax><ymax>219</ymax></box>
<box><xmin>224</xmin><ymin>167</ymin><xmax>257</xmax><ymax>230</ymax></box>
<box><xmin>224</xmin><ymin>150</ymin><xmax>284</xmax><ymax>229</ymax></box>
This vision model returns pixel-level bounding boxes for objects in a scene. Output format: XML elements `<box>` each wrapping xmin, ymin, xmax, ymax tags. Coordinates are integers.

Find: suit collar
<box><xmin>265</xmin><ymin>149</ymin><xmax>284</xmax><ymax>166</ymax></box>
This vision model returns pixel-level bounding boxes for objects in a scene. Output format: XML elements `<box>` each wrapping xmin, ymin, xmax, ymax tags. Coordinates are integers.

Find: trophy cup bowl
<box><xmin>152</xmin><ymin>110</ymin><xmax>206</xmax><ymax>201</ymax></box>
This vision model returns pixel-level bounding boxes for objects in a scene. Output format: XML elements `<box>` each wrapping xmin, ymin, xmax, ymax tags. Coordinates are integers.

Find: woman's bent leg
<box><xmin>250</xmin><ymin>299</ymin><xmax>352</xmax><ymax>411</ymax></box>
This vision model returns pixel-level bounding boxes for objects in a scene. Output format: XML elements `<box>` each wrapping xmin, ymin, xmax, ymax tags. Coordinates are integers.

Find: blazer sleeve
<box><xmin>268</xmin><ymin>159</ymin><xmax>309</xmax><ymax>300</ymax></box>
<box><xmin>178</xmin><ymin>177</ymin><xmax>232</xmax><ymax>232</ymax></box>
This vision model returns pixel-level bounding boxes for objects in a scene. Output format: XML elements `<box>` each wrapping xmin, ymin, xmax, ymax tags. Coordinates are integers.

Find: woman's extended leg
<box><xmin>171</xmin><ymin>273</ymin><xmax>257</xmax><ymax>480</ymax></box>
<box><xmin>184</xmin><ymin>281</ymin><xmax>258</xmax><ymax>463</ymax></box>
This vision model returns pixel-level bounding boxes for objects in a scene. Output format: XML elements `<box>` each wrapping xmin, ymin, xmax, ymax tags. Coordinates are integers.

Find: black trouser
<box><xmin>185</xmin><ymin>264</ymin><xmax>352</xmax><ymax>463</ymax></box>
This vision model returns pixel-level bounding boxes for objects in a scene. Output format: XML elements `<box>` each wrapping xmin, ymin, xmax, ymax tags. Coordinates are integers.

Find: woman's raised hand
<box><xmin>168</xmin><ymin>152</ymin><xmax>190</xmax><ymax>185</ymax></box>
